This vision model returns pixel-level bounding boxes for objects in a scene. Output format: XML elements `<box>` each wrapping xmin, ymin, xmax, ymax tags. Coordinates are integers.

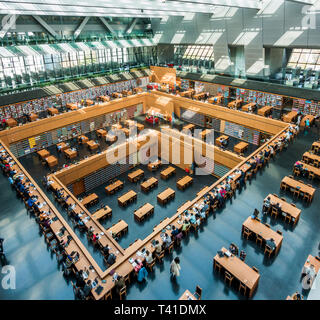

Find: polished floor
<box><xmin>0</xmin><ymin>125</ymin><xmax>319</xmax><ymax>300</ymax></box>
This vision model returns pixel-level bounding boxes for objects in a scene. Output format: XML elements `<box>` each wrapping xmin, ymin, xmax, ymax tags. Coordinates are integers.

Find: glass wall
<box><xmin>0</xmin><ymin>45</ymin><xmax>156</xmax><ymax>89</ymax></box>
<box><xmin>173</xmin><ymin>44</ymin><xmax>214</xmax><ymax>69</ymax></box>
<box><xmin>287</xmin><ymin>49</ymin><xmax>320</xmax><ymax>71</ymax></box>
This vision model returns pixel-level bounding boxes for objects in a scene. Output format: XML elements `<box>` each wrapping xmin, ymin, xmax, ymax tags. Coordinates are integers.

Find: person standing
<box><xmin>170</xmin><ymin>257</ymin><xmax>181</xmax><ymax>280</ymax></box>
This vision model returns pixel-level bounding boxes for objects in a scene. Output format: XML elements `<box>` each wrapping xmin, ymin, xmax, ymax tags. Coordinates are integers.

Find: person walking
<box><xmin>170</xmin><ymin>257</ymin><xmax>181</xmax><ymax>280</ymax></box>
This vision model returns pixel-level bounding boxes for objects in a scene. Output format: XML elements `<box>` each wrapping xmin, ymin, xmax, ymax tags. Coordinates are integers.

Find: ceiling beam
<box><xmin>74</xmin><ymin>16</ymin><xmax>90</xmax><ymax>39</ymax></box>
<box><xmin>99</xmin><ymin>17</ymin><xmax>117</xmax><ymax>34</ymax></box>
<box><xmin>32</xmin><ymin>15</ymin><xmax>58</xmax><ymax>38</ymax></box>
<box><xmin>125</xmin><ymin>18</ymin><xmax>138</xmax><ymax>34</ymax></box>
<box><xmin>285</xmin><ymin>0</ymin><xmax>316</xmax><ymax>4</ymax></box>
<box><xmin>0</xmin><ymin>14</ymin><xmax>18</xmax><ymax>38</ymax></box>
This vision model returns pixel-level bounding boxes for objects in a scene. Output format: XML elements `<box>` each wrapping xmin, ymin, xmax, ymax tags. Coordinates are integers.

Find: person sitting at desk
<box><xmin>75</xmin><ymin>270</ymin><xmax>86</xmax><ymax>288</ymax></box>
<box><xmin>102</xmin><ymin>245</ymin><xmax>111</xmax><ymax>258</ymax></box>
<box><xmin>240</xmin><ymin>250</ymin><xmax>246</xmax><ymax>262</ymax></box>
<box><xmin>115</xmin><ymin>275</ymin><xmax>126</xmax><ymax>295</ymax></box>
<box><xmin>229</xmin><ymin>243</ymin><xmax>239</xmax><ymax>256</ymax></box>
<box><xmin>181</xmin><ymin>220</ymin><xmax>190</xmax><ymax>233</ymax></box>
<box><xmin>79</xmin><ymin>280</ymin><xmax>92</xmax><ymax>300</ymax></box>
<box><xmin>171</xmin><ymin>225</ymin><xmax>180</xmax><ymax>238</ymax></box>
<box><xmin>145</xmin><ymin>250</ymin><xmax>153</xmax><ymax>264</ymax></box>
<box><xmin>107</xmin><ymin>253</ymin><xmax>116</xmax><ymax>266</ymax></box>
<box><xmin>274</xmin><ymin>202</ymin><xmax>282</xmax><ymax>215</ymax></box>
<box><xmin>87</xmin><ymin>226</ymin><xmax>94</xmax><ymax>239</ymax></box>
<box><xmin>162</xmin><ymin>233</ymin><xmax>172</xmax><ymax>249</ymax></box>
<box><xmin>154</xmin><ymin>240</ymin><xmax>162</xmax><ymax>254</ymax></box>
<box><xmin>263</xmin><ymin>197</ymin><xmax>271</xmax><ymax>214</ymax></box>
<box><xmin>137</xmin><ymin>263</ymin><xmax>148</xmax><ymax>283</ymax></box>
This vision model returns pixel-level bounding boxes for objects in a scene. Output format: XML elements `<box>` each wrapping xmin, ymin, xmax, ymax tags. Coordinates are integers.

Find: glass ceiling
<box><xmin>0</xmin><ymin>0</ymin><xmax>263</xmax><ymax>18</ymax></box>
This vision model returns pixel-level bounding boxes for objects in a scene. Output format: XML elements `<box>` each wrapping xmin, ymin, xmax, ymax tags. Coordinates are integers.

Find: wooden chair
<box><xmin>293</xmin><ymin>188</ymin><xmax>300</xmax><ymax>198</ymax></box>
<box><xmin>239</xmin><ymin>282</ymin><xmax>247</xmax><ymax>295</ymax></box>
<box><xmin>303</xmin><ymin>192</ymin><xmax>312</xmax><ymax>203</ymax></box>
<box><xmin>264</xmin><ymin>245</ymin><xmax>273</xmax><ymax>258</ymax></box>
<box><xmin>213</xmin><ymin>260</ymin><xmax>222</xmax><ymax>273</ymax></box>
<box><xmin>224</xmin><ymin>271</ymin><xmax>234</xmax><ymax>286</ymax></box>
<box><xmin>166</xmin><ymin>242</ymin><xmax>174</xmax><ymax>254</ymax></box>
<box><xmin>293</xmin><ymin>168</ymin><xmax>300</xmax><ymax>176</ymax></box>
<box><xmin>280</xmin><ymin>182</ymin><xmax>287</xmax><ymax>191</ymax></box>
<box><xmin>119</xmin><ymin>286</ymin><xmax>127</xmax><ymax>300</ymax></box>
<box><xmin>256</xmin><ymin>234</ymin><xmax>263</xmax><ymax>247</ymax></box>
<box><xmin>124</xmin><ymin>274</ymin><xmax>131</xmax><ymax>285</ymax></box>
<box><xmin>284</xmin><ymin>214</ymin><xmax>292</xmax><ymax>224</ymax></box>
<box><xmin>193</xmin><ymin>286</ymin><xmax>202</xmax><ymax>300</ymax></box>
<box><xmin>308</xmin><ymin>171</ymin><xmax>315</xmax><ymax>180</ymax></box>
<box><xmin>242</xmin><ymin>227</ymin><xmax>252</xmax><ymax>240</ymax></box>
<box><xmin>146</xmin><ymin>259</ymin><xmax>156</xmax><ymax>272</ymax></box>
<box><xmin>155</xmin><ymin>250</ymin><xmax>165</xmax><ymax>263</ymax></box>
<box><xmin>265</xmin><ymin>223</ymin><xmax>271</xmax><ymax>228</ymax></box>
<box><xmin>276</xmin><ymin>230</ymin><xmax>282</xmax><ymax>236</ymax></box>
<box><xmin>270</xmin><ymin>206</ymin><xmax>278</xmax><ymax>219</ymax></box>
<box><xmin>104</xmin><ymin>291</ymin><xmax>112</xmax><ymax>300</ymax></box>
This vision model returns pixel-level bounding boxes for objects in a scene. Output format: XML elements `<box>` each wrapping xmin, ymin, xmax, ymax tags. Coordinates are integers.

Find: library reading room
<box><xmin>0</xmin><ymin>0</ymin><xmax>320</xmax><ymax>304</ymax></box>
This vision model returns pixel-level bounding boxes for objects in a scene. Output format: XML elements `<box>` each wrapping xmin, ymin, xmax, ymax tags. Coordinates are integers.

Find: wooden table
<box><xmin>160</xmin><ymin>166</ymin><xmax>176</xmax><ymax>180</ymax></box>
<box><xmin>105</xmin><ymin>180</ymin><xmax>123</xmax><ymax>195</ymax></box>
<box><xmin>91</xmin><ymin>206</ymin><xmax>112</xmax><ymax>221</ymax></box>
<box><xmin>37</xmin><ymin>149</ymin><xmax>50</xmax><ymax>159</ymax></box>
<box><xmin>157</xmin><ymin>188</ymin><xmax>175</xmax><ymax>205</ymax></box>
<box><xmin>179</xmin><ymin>90</ymin><xmax>195</xmax><ymax>98</ymax></box>
<box><xmin>283</xmin><ymin>111</ymin><xmax>298</xmax><ymax>123</ymax></box>
<box><xmin>216</xmin><ymin>135</ymin><xmax>229</xmax><ymax>147</ymax></box>
<box><xmin>45</xmin><ymin>155</ymin><xmax>58</xmax><ymax>168</ymax></box>
<box><xmin>234</xmin><ymin>142</ymin><xmax>249</xmax><ymax>154</ymax></box>
<box><xmin>177</xmin><ymin>175</ymin><xmax>193</xmax><ymax>190</ymax></box>
<box><xmin>82</xmin><ymin>193</ymin><xmax>99</xmax><ymax>208</ymax></box>
<box><xmin>141</xmin><ymin>177</ymin><xmax>158</xmax><ymax>192</ymax></box>
<box><xmin>48</xmin><ymin>107</ymin><xmax>59</xmax><ymax>115</ymax></box>
<box><xmin>182</xmin><ymin>123</ymin><xmax>195</xmax><ymax>132</ymax></box>
<box><xmin>66</xmin><ymin>103</ymin><xmax>78</xmax><ymax>110</ymax></box>
<box><xmin>96</xmin><ymin>129</ymin><xmax>107</xmax><ymax>138</ymax></box>
<box><xmin>64</xmin><ymin>148</ymin><xmax>77</xmax><ymax>159</ymax></box>
<box><xmin>179</xmin><ymin>289</ymin><xmax>197</xmax><ymax>300</ymax></box>
<box><xmin>112</xmin><ymin>93</ymin><xmax>122</xmax><ymax>99</ymax></box>
<box><xmin>78</xmin><ymin>135</ymin><xmax>89</xmax><ymax>144</ymax></box>
<box><xmin>213</xmin><ymin>247</ymin><xmax>260</xmax><ymax>298</ymax></box>
<box><xmin>128</xmin><ymin>169</ymin><xmax>144</xmax><ymax>182</ymax></box>
<box><xmin>98</xmin><ymin>95</ymin><xmax>110</xmax><ymax>102</ymax></box>
<box><xmin>258</xmin><ymin>106</ymin><xmax>273</xmax><ymax>117</ymax></box>
<box><xmin>148</xmin><ymin>159</ymin><xmax>162</xmax><ymax>171</ymax></box>
<box><xmin>134</xmin><ymin>203</ymin><xmax>154</xmax><ymax>222</ymax></box>
<box><xmin>5</xmin><ymin>118</ymin><xmax>17</xmax><ymax>127</ymax></box>
<box><xmin>208</xmin><ymin>96</ymin><xmax>223</xmax><ymax>104</ymax></box>
<box><xmin>86</xmin><ymin>99</ymin><xmax>94</xmax><ymax>106</ymax></box>
<box><xmin>86</xmin><ymin>140</ymin><xmax>99</xmax><ymax>150</ymax></box>
<box><xmin>194</xmin><ymin>92</ymin><xmax>206</xmax><ymax>100</ymax></box>
<box><xmin>118</xmin><ymin>190</ymin><xmax>137</xmax><ymax>207</ymax></box>
<box><xmin>300</xmin><ymin>115</ymin><xmax>315</xmax><ymax>127</ymax></box>
<box><xmin>281</xmin><ymin>176</ymin><xmax>316</xmax><ymax>201</ymax></box>
<box><xmin>108</xmin><ymin>220</ymin><xmax>128</xmax><ymax>238</ymax></box>
<box><xmin>266</xmin><ymin>194</ymin><xmax>301</xmax><ymax>226</ymax></box>
<box><xmin>302</xmin><ymin>152</ymin><xmax>320</xmax><ymax>165</ymax></box>
<box><xmin>106</xmin><ymin>134</ymin><xmax>117</xmax><ymax>142</ymax></box>
<box><xmin>112</xmin><ymin>124</ymin><xmax>122</xmax><ymax>130</ymax></box>
<box><xmin>242</xmin><ymin>103</ymin><xmax>256</xmax><ymax>112</ymax></box>
<box><xmin>30</xmin><ymin>113</ymin><xmax>38</xmax><ymax>121</ymax></box>
<box><xmin>228</xmin><ymin>100</ymin><xmax>242</xmax><ymax>109</ymax></box>
<box><xmin>200</xmin><ymin>129</ymin><xmax>213</xmax><ymax>140</ymax></box>
<box><xmin>242</xmin><ymin>216</ymin><xmax>283</xmax><ymax>256</ymax></box>
<box><xmin>57</xmin><ymin>142</ymin><xmax>69</xmax><ymax>151</ymax></box>
<box><xmin>300</xmin><ymin>161</ymin><xmax>320</xmax><ymax>179</ymax></box>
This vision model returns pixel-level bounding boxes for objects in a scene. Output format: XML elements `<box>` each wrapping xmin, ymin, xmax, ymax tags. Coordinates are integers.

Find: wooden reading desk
<box><xmin>134</xmin><ymin>203</ymin><xmax>154</xmax><ymax>222</ymax></box>
<box><xmin>157</xmin><ymin>188</ymin><xmax>175</xmax><ymax>205</ymax></box>
<box><xmin>177</xmin><ymin>175</ymin><xmax>193</xmax><ymax>190</ymax></box>
<box><xmin>160</xmin><ymin>166</ymin><xmax>176</xmax><ymax>180</ymax></box>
